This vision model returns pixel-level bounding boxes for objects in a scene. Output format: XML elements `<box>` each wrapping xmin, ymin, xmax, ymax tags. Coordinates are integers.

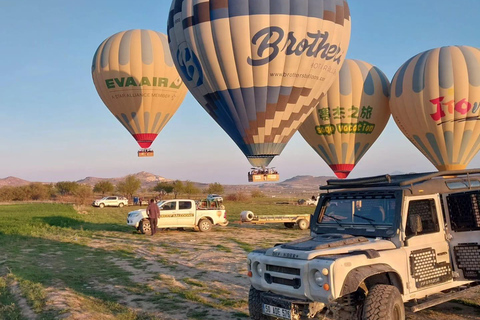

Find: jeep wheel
<box><xmin>99</xmin><ymin>203</ymin><xmax>105</xmax><ymax>208</ymax></box>
<box><xmin>248</xmin><ymin>286</ymin><xmax>268</xmax><ymax>320</ymax></box>
<box><xmin>362</xmin><ymin>285</ymin><xmax>404</xmax><ymax>320</ymax></box>
<box><xmin>198</xmin><ymin>219</ymin><xmax>212</xmax><ymax>232</ymax></box>
<box><xmin>119</xmin><ymin>202</ymin><xmax>124</xmax><ymax>208</ymax></box>
<box><xmin>284</xmin><ymin>222</ymin><xmax>295</xmax><ymax>229</ymax></box>
<box><xmin>298</xmin><ymin>219</ymin><xmax>309</xmax><ymax>230</ymax></box>
<box><xmin>139</xmin><ymin>220</ymin><xmax>151</xmax><ymax>235</ymax></box>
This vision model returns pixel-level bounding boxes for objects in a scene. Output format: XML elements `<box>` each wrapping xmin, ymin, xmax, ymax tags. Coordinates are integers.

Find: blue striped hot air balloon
<box><xmin>167</xmin><ymin>0</ymin><xmax>351</xmax><ymax>180</ymax></box>
<box><xmin>390</xmin><ymin>46</ymin><xmax>480</xmax><ymax>171</ymax></box>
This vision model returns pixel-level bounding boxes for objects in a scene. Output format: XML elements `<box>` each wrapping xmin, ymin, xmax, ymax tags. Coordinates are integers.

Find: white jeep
<box><xmin>247</xmin><ymin>170</ymin><xmax>480</xmax><ymax>320</ymax></box>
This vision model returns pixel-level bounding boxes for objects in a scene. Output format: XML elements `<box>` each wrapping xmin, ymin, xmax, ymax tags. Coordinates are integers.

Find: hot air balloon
<box><xmin>92</xmin><ymin>29</ymin><xmax>187</xmax><ymax>157</ymax></box>
<box><xmin>390</xmin><ymin>46</ymin><xmax>480</xmax><ymax>171</ymax></box>
<box><xmin>167</xmin><ymin>0</ymin><xmax>351</xmax><ymax>181</ymax></box>
<box><xmin>299</xmin><ymin>59</ymin><xmax>391</xmax><ymax>178</ymax></box>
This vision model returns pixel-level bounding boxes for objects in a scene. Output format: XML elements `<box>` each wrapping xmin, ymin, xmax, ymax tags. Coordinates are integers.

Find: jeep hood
<box><xmin>265</xmin><ymin>233</ymin><xmax>396</xmax><ymax>260</ymax></box>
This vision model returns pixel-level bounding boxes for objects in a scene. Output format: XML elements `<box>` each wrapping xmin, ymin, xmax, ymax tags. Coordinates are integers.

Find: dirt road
<box><xmin>80</xmin><ymin>222</ymin><xmax>480</xmax><ymax>320</ymax></box>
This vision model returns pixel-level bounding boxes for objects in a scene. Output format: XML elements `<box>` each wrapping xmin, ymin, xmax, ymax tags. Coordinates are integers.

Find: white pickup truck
<box><xmin>127</xmin><ymin>199</ymin><xmax>228</xmax><ymax>233</ymax></box>
<box><xmin>92</xmin><ymin>196</ymin><xmax>128</xmax><ymax>208</ymax></box>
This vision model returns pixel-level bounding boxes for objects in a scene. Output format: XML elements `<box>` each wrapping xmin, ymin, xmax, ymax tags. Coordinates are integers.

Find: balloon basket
<box><xmin>138</xmin><ymin>149</ymin><xmax>154</xmax><ymax>157</ymax></box>
<box><xmin>248</xmin><ymin>168</ymin><xmax>279</xmax><ymax>182</ymax></box>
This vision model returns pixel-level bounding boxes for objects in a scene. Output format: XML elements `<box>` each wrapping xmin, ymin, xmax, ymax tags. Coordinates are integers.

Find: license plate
<box><xmin>263</xmin><ymin>303</ymin><xmax>291</xmax><ymax>319</ymax></box>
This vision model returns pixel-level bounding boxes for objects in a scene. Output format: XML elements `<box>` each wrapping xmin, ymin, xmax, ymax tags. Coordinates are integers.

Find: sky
<box><xmin>1</xmin><ymin>0</ymin><xmax>480</xmax><ymax>185</ymax></box>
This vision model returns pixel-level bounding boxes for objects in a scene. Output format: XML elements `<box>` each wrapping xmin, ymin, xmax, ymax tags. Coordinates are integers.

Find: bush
<box><xmin>251</xmin><ymin>190</ymin><xmax>265</xmax><ymax>198</ymax></box>
<box><xmin>225</xmin><ymin>192</ymin><xmax>249</xmax><ymax>201</ymax></box>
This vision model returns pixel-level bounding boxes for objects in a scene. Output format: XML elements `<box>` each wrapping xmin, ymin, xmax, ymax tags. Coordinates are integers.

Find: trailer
<box><xmin>240</xmin><ymin>211</ymin><xmax>310</xmax><ymax>230</ymax></box>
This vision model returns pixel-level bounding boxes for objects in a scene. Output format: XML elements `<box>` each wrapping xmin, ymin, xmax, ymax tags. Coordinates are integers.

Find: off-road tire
<box><xmin>362</xmin><ymin>285</ymin><xmax>404</xmax><ymax>320</ymax></box>
<box><xmin>298</xmin><ymin>219</ymin><xmax>309</xmax><ymax>230</ymax></box>
<box><xmin>140</xmin><ymin>219</ymin><xmax>152</xmax><ymax>235</ymax></box>
<box><xmin>248</xmin><ymin>286</ymin><xmax>268</xmax><ymax>320</ymax></box>
<box><xmin>99</xmin><ymin>203</ymin><xmax>105</xmax><ymax>208</ymax></box>
<box><xmin>119</xmin><ymin>202</ymin><xmax>124</xmax><ymax>208</ymax></box>
<box><xmin>284</xmin><ymin>222</ymin><xmax>295</xmax><ymax>229</ymax></box>
<box><xmin>198</xmin><ymin>219</ymin><xmax>212</xmax><ymax>232</ymax></box>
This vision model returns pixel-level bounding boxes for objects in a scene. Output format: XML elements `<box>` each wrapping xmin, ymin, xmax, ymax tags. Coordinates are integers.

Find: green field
<box><xmin>0</xmin><ymin>201</ymin><xmax>313</xmax><ymax>319</ymax></box>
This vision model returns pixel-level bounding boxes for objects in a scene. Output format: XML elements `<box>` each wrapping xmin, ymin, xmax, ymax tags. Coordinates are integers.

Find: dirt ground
<box><xmin>19</xmin><ymin>222</ymin><xmax>480</xmax><ymax>320</ymax></box>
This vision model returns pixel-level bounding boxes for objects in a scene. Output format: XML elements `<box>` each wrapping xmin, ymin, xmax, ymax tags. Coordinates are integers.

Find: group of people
<box><xmin>250</xmin><ymin>168</ymin><xmax>278</xmax><ymax>175</ymax></box>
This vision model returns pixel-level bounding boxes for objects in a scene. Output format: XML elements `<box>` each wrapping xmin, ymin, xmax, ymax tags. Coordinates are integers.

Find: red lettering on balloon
<box><xmin>455</xmin><ymin>98</ymin><xmax>472</xmax><ymax>115</ymax></box>
<box><xmin>430</xmin><ymin>97</ymin><xmax>445</xmax><ymax>121</ymax></box>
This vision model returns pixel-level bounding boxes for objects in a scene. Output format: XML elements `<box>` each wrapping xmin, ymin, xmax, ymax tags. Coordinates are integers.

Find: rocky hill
<box><xmin>0</xmin><ymin>176</ymin><xmax>31</xmax><ymax>187</ymax></box>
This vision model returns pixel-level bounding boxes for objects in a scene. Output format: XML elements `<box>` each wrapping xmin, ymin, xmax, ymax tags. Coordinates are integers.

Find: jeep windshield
<box><xmin>314</xmin><ymin>192</ymin><xmax>399</xmax><ymax>238</ymax></box>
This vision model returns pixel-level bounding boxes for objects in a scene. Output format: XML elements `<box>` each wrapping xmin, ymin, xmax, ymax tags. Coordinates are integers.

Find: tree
<box><xmin>116</xmin><ymin>175</ymin><xmax>141</xmax><ymax>200</ymax></box>
<box><xmin>93</xmin><ymin>181</ymin><xmax>114</xmax><ymax>195</ymax></box>
<box><xmin>55</xmin><ymin>181</ymin><xmax>79</xmax><ymax>196</ymax></box>
<box><xmin>184</xmin><ymin>181</ymin><xmax>200</xmax><ymax>197</ymax></box>
<box><xmin>74</xmin><ymin>184</ymin><xmax>93</xmax><ymax>205</ymax></box>
<box><xmin>172</xmin><ymin>180</ymin><xmax>184</xmax><ymax>199</ymax></box>
<box><xmin>153</xmin><ymin>182</ymin><xmax>174</xmax><ymax>194</ymax></box>
<box><xmin>206</xmin><ymin>182</ymin><xmax>224</xmax><ymax>195</ymax></box>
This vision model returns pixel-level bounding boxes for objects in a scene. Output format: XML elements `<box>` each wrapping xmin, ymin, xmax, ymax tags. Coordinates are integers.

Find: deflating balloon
<box><xmin>168</xmin><ymin>0</ymin><xmax>351</xmax><ymax>168</ymax></box>
<box><xmin>299</xmin><ymin>60</ymin><xmax>391</xmax><ymax>178</ymax></box>
<box><xmin>390</xmin><ymin>46</ymin><xmax>480</xmax><ymax>171</ymax></box>
<box><xmin>92</xmin><ymin>29</ymin><xmax>187</xmax><ymax>149</ymax></box>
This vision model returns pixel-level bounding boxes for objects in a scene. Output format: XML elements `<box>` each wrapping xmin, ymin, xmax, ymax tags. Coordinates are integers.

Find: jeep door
<box><xmin>402</xmin><ymin>195</ymin><xmax>453</xmax><ymax>293</ymax></box>
<box><xmin>105</xmin><ymin>197</ymin><xmax>117</xmax><ymax>207</ymax></box>
<box><xmin>176</xmin><ymin>200</ymin><xmax>195</xmax><ymax>227</ymax></box>
<box><xmin>158</xmin><ymin>200</ymin><xmax>178</xmax><ymax>228</ymax></box>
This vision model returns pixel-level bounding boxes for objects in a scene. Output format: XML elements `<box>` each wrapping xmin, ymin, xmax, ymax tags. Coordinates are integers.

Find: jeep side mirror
<box><xmin>408</xmin><ymin>214</ymin><xmax>423</xmax><ymax>235</ymax></box>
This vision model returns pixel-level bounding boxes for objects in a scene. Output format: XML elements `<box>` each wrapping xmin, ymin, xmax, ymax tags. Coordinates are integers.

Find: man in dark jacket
<box><xmin>147</xmin><ymin>199</ymin><xmax>160</xmax><ymax>235</ymax></box>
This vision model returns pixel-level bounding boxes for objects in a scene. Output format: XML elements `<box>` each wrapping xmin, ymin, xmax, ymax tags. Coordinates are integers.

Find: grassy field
<box><xmin>1</xmin><ymin>201</ymin><xmax>478</xmax><ymax>320</ymax></box>
<box><xmin>0</xmin><ymin>200</ymin><xmax>313</xmax><ymax>319</ymax></box>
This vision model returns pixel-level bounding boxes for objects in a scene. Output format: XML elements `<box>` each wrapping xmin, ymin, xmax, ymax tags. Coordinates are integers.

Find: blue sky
<box><xmin>1</xmin><ymin>0</ymin><xmax>480</xmax><ymax>185</ymax></box>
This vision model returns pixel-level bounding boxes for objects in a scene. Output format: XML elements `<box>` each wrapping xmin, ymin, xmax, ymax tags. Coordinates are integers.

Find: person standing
<box><xmin>147</xmin><ymin>198</ymin><xmax>160</xmax><ymax>236</ymax></box>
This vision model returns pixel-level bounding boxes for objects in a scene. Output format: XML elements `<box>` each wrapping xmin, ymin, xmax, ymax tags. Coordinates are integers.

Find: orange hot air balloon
<box><xmin>390</xmin><ymin>46</ymin><xmax>480</xmax><ymax>171</ymax></box>
<box><xmin>299</xmin><ymin>60</ymin><xmax>391</xmax><ymax>178</ymax></box>
<box><xmin>92</xmin><ymin>29</ymin><xmax>187</xmax><ymax>156</ymax></box>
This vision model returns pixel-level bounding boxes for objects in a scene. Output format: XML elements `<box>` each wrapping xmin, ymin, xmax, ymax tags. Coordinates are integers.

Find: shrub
<box><xmin>225</xmin><ymin>192</ymin><xmax>249</xmax><ymax>201</ymax></box>
<box><xmin>251</xmin><ymin>190</ymin><xmax>265</xmax><ymax>198</ymax></box>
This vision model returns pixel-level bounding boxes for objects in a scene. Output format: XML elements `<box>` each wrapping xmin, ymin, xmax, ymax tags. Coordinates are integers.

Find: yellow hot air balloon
<box><xmin>299</xmin><ymin>59</ymin><xmax>391</xmax><ymax>178</ymax></box>
<box><xmin>92</xmin><ymin>29</ymin><xmax>187</xmax><ymax>157</ymax></box>
<box><xmin>390</xmin><ymin>46</ymin><xmax>480</xmax><ymax>171</ymax></box>
<box><xmin>167</xmin><ymin>0</ymin><xmax>351</xmax><ymax>181</ymax></box>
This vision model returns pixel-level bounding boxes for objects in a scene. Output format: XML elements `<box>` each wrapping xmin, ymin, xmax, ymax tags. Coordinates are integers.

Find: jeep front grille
<box><xmin>265</xmin><ymin>273</ymin><xmax>301</xmax><ymax>289</ymax></box>
<box><xmin>266</xmin><ymin>264</ymin><xmax>301</xmax><ymax>276</ymax></box>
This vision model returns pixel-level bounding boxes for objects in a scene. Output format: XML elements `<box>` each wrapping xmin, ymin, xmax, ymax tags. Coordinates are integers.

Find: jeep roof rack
<box><xmin>320</xmin><ymin>169</ymin><xmax>480</xmax><ymax>191</ymax></box>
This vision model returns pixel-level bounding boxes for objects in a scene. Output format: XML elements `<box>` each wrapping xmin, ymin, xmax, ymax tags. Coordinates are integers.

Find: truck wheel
<box><xmin>284</xmin><ymin>222</ymin><xmax>295</xmax><ymax>228</ymax></box>
<box><xmin>119</xmin><ymin>202</ymin><xmax>124</xmax><ymax>208</ymax></box>
<box><xmin>362</xmin><ymin>285</ymin><xmax>404</xmax><ymax>320</ymax></box>
<box><xmin>139</xmin><ymin>219</ymin><xmax>151</xmax><ymax>235</ymax></box>
<box><xmin>99</xmin><ymin>203</ymin><xmax>105</xmax><ymax>208</ymax></box>
<box><xmin>248</xmin><ymin>286</ymin><xmax>268</xmax><ymax>320</ymax></box>
<box><xmin>298</xmin><ymin>219</ymin><xmax>309</xmax><ymax>230</ymax></box>
<box><xmin>198</xmin><ymin>219</ymin><xmax>212</xmax><ymax>232</ymax></box>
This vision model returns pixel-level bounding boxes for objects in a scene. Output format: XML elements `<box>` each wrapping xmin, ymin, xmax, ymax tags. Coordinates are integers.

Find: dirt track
<box><xmin>78</xmin><ymin>223</ymin><xmax>480</xmax><ymax>320</ymax></box>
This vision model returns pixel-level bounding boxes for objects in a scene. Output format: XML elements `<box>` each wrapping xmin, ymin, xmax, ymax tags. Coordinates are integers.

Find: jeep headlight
<box><xmin>314</xmin><ymin>270</ymin><xmax>325</xmax><ymax>286</ymax></box>
<box><xmin>254</xmin><ymin>262</ymin><xmax>263</xmax><ymax>276</ymax></box>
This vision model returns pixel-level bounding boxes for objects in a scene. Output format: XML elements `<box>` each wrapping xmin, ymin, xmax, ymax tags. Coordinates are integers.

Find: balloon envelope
<box><xmin>92</xmin><ymin>29</ymin><xmax>187</xmax><ymax>149</ymax></box>
<box><xmin>168</xmin><ymin>0</ymin><xmax>351</xmax><ymax>167</ymax></box>
<box><xmin>299</xmin><ymin>59</ymin><xmax>391</xmax><ymax>178</ymax></box>
<box><xmin>390</xmin><ymin>46</ymin><xmax>480</xmax><ymax>171</ymax></box>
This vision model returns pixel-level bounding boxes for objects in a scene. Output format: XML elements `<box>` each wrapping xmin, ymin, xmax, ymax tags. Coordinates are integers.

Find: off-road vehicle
<box><xmin>247</xmin><ymin>170</ymin><xmax>480</xmax><ymax>319</ymax></box>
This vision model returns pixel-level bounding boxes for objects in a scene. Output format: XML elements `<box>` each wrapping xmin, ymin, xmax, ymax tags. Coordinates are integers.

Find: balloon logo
<box><xmin>299</xmin><ymin>60</ymin><xmax>391</xmax><ymax>178</ymax></box>
<box><xmin>167</xmin><ymin>0</ymin><xmax>351</xmax><ymax>175</ymax></box>
<box><xmin>92</xmin><ymin>29</ymin><xmax>188</xmax><ymax>156</ymax></box>
<box><xmin>390</xmin><ymin>46</ymin><xmax>480</xmax><ymax>171</ymax></box>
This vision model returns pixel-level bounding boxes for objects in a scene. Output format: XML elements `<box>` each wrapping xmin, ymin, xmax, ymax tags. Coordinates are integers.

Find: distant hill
<box><xmin>0</xmin><ymin>176</ymin><xmax>31</xmax><ymax>187</ymax></box>
<box><xmin>78</xmin><ymin>171</ymin><xmax>173</xmax><ymax>189</ymax></box>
